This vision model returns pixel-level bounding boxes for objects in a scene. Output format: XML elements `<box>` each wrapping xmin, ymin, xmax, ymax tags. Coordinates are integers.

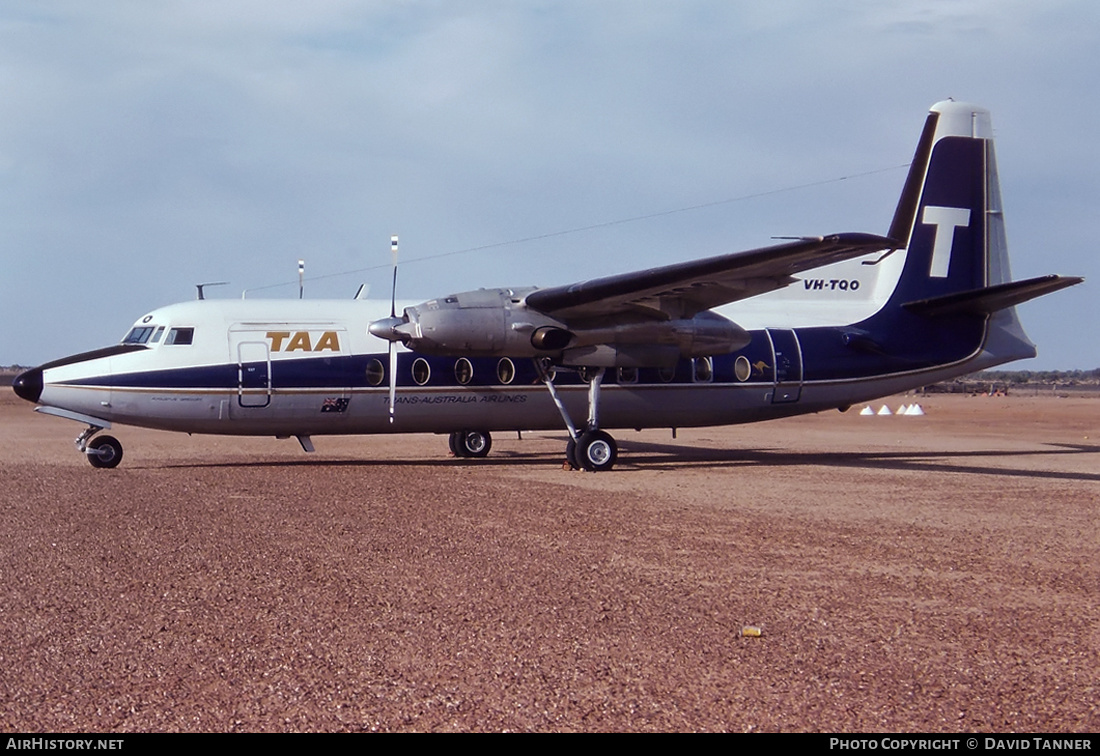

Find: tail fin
<box><xmin>886</xmin><ymin>101</ymin><xmax>996</xmax><ymax>303</ymax></box>
<box><xmin>859</xmin><ymin>101</ymin><xmax>1080</xmax><ymax>368</ymax></box>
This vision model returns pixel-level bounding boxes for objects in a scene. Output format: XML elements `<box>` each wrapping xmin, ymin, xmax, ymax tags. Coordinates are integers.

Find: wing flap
<box><xmin>525</xmin><ymin>232</ymin><xmax>895</xmax><ymax>322</ymax></box>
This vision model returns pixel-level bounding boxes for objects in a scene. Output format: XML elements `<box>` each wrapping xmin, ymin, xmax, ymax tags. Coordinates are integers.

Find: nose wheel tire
<box><xmin>87</xmin><ymin>435</ymin><xmax>123</xmax><ymax>469</ymax></box>
<box><xmin>450</xmin><ymin>430</ymin><xmax>492</xmax><ymax>458</ymax></box>
<box><xmin>575</xmin><ymin>430</ymin><xmax>617</xmax><ymax>472</ymax></box>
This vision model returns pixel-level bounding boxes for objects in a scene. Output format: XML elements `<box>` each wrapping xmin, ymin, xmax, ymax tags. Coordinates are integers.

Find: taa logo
<box><xmin>266</xmin><ymin>331</ymin><xmax>341</xmax><ymax>352</ymax></box>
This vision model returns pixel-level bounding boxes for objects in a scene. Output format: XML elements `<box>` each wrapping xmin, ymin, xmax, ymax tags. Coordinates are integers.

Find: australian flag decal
<box><xmin>320</xmin><ymin>397</ymin><xmax>349</xmax><ymax>413</ymax></box>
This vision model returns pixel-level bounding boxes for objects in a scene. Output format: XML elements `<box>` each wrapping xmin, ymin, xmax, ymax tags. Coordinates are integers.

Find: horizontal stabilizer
<box><xmin>902</xmin><ymin>275</ymin><xmax>1083</xmax><ymax>317</ymax></box>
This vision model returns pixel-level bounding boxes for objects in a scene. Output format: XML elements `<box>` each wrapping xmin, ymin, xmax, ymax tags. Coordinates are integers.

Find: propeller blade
<box><xmin>388</xmin><ymin>340</ymin><xmax>398</xmax><ymax>424</ymax></box>
<box><xmin>390</xmin><ymin>235</ymin><xmax>398</xmax><ymax>318</ymax></box>
<box><xmin>388</xmin><ymin>235</ymin><xmax>399</xmax><ymax>423</ymax></box>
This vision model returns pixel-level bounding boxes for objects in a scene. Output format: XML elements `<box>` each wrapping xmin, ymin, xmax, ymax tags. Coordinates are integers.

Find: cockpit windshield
<box><xmin>122</xmin><ymin>326</ymin><xmax>158</xmax><ymax>344</ymax></box>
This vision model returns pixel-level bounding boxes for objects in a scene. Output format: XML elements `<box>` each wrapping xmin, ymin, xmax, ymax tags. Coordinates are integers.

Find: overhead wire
<box><xmin>243</xmin><ymin>162</ymin><xmax>911</xmax><ymax>295</ymax></box>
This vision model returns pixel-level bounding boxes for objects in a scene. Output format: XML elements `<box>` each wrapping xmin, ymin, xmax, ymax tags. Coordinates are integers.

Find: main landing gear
<box><xmin>565</xmin><ymin>429</ymin><xmax>618</xmax><ymax>472</ymax></box>
<box><xmin>449</xmin><ymin>430</ymin><xmax>492</xmax><ymax>458</ymax></box>
<box><xmin>535</xmin><ymin>360</ymin><xmax>619</xmax><ymax>472</ymax></box>
<box><xmin>444</xmin><ymin>363</ymin><xmax>618</xmax><ymax>471</ymax></box>
<box><xmin>76</xmin><ymin>425</ymin><xmax>124</xmax><ymax>469</ymax></box>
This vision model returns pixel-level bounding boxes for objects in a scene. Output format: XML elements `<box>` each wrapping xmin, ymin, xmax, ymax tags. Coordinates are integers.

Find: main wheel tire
<box><xmin>87</xmin><ymin>435</ymin><xmax>123</xmax><ymax>469</ymax></box>
<box><xmin>455</xmin><ymin>430</ymin><xmax>492</xmax><ymax>458</ymax></box>
<box><xmin>448</xmin><ymin>431</ymin><xmax>462</xmax><ymax>457</ymax></box>
<box><xmin>565</xmin><ymin>437</ymin><xmax>580</xmax><ymax>470</ymax></box>
<box><xmin>577</xmin><ymin>430</ymin><xmax>617</xmax><ymax>472</ymax></box>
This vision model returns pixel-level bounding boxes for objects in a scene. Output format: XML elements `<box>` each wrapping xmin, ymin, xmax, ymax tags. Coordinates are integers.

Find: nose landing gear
<box><xmin>86</xmin><ymin>435</ymin><xmax>124</xmax><ymax>468</ymax></box>
<box><xmin>75</xmin><ymin>424</ymin><xmax>124</xmax><ymax>469</ymax></box>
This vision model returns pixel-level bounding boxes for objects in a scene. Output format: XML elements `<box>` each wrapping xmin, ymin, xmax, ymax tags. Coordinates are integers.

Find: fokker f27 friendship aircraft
<box><xmin>12</xmin><ymin>101</ymin><xmax>1082</xmax><ymax>471</ymax></box>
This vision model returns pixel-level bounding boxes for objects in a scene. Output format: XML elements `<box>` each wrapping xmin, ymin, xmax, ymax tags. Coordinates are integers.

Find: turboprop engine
<box><xmin>368</xmin><ymin>287</ymin><xmax>751</xmax><ymax>367</ymax></box>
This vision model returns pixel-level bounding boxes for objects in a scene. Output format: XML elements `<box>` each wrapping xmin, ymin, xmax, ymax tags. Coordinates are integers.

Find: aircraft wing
<box><xmin>524</xmin><ymin>232</ymin><xmax>896</xmax><ymax>322</ymax></box>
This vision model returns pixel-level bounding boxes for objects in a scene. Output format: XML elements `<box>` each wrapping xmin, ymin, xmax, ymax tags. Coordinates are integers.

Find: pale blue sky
<box><xmin>1</xmin><ymin>1</ymin><xmax>1095</xmax><ymax>368</ymax></box>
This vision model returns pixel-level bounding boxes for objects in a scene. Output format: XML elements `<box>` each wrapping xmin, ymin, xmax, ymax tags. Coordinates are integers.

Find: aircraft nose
<box><xmin>12</xmin><ymin>367</ymin><xmax>43</xmax><ymax>403</ymax></box>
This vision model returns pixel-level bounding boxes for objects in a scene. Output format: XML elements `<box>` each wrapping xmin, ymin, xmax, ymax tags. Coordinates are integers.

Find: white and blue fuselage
<box><xmin>11</xmin><ymin>101</ymin><xmax>1081</xmax><ymax>469</ymax></box>
<box><xmin>15</xmin><ymin>296</ymin><xmax>1031</xmax><ymax>437</ymax></box>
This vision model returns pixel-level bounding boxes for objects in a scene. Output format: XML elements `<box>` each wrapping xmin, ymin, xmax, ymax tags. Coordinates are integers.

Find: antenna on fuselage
<box><xmin>195</xmin><ymin>282</ymin><xmax>229</xmax><ymax>300</ymax></box>
<box><xmin>298</xmin><ymin>259</ymin><xmax>305</xmax><ymax>299</ymax></box>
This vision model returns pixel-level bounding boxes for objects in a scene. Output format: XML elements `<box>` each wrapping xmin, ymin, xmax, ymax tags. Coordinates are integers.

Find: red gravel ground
<box><xmin>0</xmin><ymin>392</ymin><xmax>1097</xmax><ymax>732</ymax></box>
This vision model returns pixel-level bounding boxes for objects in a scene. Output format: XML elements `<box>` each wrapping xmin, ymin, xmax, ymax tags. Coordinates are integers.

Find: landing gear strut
<box><xmin>535</xmin><ymin>360</ymin><xmax>618</xmax><ymax>472</ymax></box>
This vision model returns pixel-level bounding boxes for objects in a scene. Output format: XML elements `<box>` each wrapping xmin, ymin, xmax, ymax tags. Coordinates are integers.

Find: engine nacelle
<box><xmin>395</xmin><ymin>288</ymin><xmax>573</xmax><ymax>357</ymax></box>
<box><xmin>562</xmin><ymin>311</ymin><xmax>751</xmax><ymax>367</ymax></box>
<box><xmin>384</xmin><ymin>289</ymin><xmax>750</xmax><ymax>367</ymax></box>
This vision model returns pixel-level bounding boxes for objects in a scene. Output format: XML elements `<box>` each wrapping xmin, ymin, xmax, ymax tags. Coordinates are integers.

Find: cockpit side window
<box><xmin>165</xmin><ymin>327</ymin><xmax>194</xmax><ymax>345</ymax></box>
<box><xmin>123</xmin><ymin>326</ymin><xmax>156</xmax><ymax>344</ymax></box>
<box><xmin>149</xmin><ymin>327</ymin><xmax>165</xmax><ymax>344</ymax></box>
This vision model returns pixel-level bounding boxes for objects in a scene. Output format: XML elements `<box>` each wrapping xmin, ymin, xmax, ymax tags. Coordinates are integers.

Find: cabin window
<box><xmin>165</xmin><ymin>327</ymin><xmax>194</xmax><ymax>345</ymax></box>
<box><xmin>496</xmin><ymin>358</ymin><xmax>515</xmax><ymax>385</ymax></box>
<box><xmin>692</xmin><ymin>357</ymin><xmax>713</xmax><ymax>383</ymax></box>
<box><xmin>657</xmin><ymin>365</ymin><xmax>676</xmax><ymax>383</ymax></box>
<box><xmin>411</xmin><ymin>358</ymin><xmax>431</xmax><ymax>386</ymax></box>
<box><xmin>617</xmin><ymin>366</ymin><xmax>638</xmax><ymax>384</ymax></box>
<box><xmin>454</xmin><ymin>358</ymin><xmax>473</xmax><ymax>385</ymax></box>
<box><xmin>122</xmin><ymin>326</ymin><xmax>156</xmax><ymax>344</ymax></box>
<box><xmin>734</xmin><ymin>355</ymin><xmax>752</xmax><ymax>382</ymax></box>
<box><xmin>365</xmin><ymin>359</ymin><xmax>385</xmax><ymax>386</ymax></box>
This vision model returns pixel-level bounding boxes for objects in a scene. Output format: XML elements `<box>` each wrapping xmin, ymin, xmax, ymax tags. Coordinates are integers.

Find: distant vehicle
<box><xmin>12</xmin><ymin>101</ymin><xmax>1081</xmax><ymax>470</ymax></box>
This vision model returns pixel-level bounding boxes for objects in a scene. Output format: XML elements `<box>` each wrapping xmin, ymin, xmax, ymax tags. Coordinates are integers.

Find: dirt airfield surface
<box><xmin>0</xmin><ymin>392</ymin><xmax>1097</xmax><ymax>732</ymax></box>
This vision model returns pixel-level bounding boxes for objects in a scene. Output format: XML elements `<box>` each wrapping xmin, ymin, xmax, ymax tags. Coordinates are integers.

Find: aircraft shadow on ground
<box><xmin>614</xmin><ymin>439</ymin><xmax>1100</xmax><ymax>483</ymax></box>
<box><xmin>156</xmin><ymin>439</ymin><xmax>1100</xmax><ymax>483</ymax></box>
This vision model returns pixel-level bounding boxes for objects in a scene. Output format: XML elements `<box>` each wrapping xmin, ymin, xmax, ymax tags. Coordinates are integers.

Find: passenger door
<box><xmin>766</xmin><ymin>328</ymin><xmax>803</xmax><ymax>403</ymax></box>
<box><xmin>234</xmin><ymin>338</ymin><xmax>271</xmax><ymax>409</ymax></box>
